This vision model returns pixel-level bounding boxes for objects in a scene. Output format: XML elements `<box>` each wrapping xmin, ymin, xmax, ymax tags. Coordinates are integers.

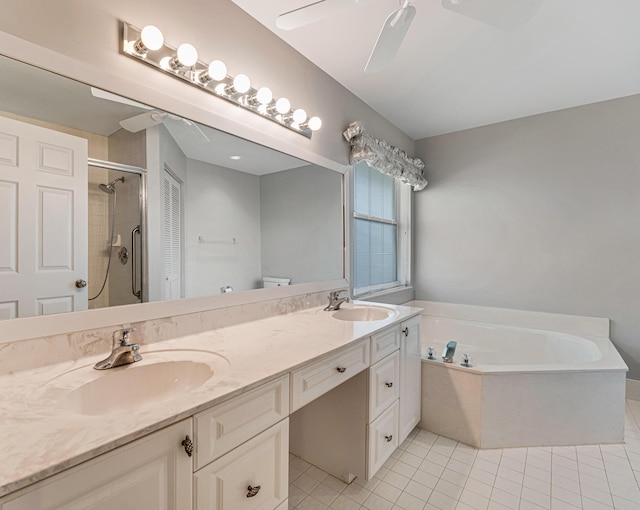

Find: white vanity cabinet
<box><xmin>0</xmin><ymin>419</ymin><xmax>193</xmax><ymax>510</ymax></box>
<box><xmin>0</xmin><ymin>377</ymin><xmax>291</xmax><ymax>510</ymax></box>
<box><xmin>399</xmin><ymin>315</ymin><xmax>422</xmax><ymax>443</ymax></box>
<box><xmin>369</xmin><ymin>315</ymin><xmax>422</xmax><ymax>446</ymax></box>
<box><xmin>194</xmin><ymin>420</ymin><xmax>289</xmax><ymax>510</ymax></box>
<box><xmin>193</xmin><ymin>375</ymin><xmax>290</xmax><ymax>510</ymax></box>
<box><xmin>289</xmin><ymin>313</ymin><xmax>422</xmax><ymax>483</ymax></box>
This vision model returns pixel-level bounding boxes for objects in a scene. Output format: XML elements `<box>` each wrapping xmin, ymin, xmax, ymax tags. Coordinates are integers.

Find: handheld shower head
<box><xmin>99</xmin><ymin>176</ymin><xmax>125</xmax><ymax>194</ymax></box>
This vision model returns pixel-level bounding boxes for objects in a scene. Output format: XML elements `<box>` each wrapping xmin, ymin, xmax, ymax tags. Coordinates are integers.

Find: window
<box><xmin>352</xmin><ymin>161</ymin><xmax>410</xmax><ymax>297</ymax></box>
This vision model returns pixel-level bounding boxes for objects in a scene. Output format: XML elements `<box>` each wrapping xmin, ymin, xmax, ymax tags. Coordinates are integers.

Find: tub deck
<box><xmin>407</xmin><ymin>301</ymin><xmax>628</xmax><ymax>449</ymax></box>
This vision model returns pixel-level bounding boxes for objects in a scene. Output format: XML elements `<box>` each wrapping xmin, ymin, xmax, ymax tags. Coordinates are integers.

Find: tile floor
<box><xmin>288</xmin><ymin>400</ymin><xmax>640</xmax><ymax>510</ymax></box>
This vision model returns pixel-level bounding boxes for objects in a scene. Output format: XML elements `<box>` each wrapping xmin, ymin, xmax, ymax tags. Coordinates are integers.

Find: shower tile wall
<box><xmin>106</xmin><ymin>129</ymin><xmax>145</xmax><ymax>308</ymax></box>
<box><xmin>88</xmin><ymin>167</ymin><xmax>110</xmax><ymax>309</ymax></box>
<box><xmin>106</xmin><ymin>169</ymin><xmax>141</xmax><ymax>307</ymax></box>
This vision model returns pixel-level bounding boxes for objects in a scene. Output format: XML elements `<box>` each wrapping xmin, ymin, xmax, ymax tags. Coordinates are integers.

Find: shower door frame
<box><xmin>88</xmin><ymin>158</ymin><xmax>148</xmax><ymax>304</ymax></box>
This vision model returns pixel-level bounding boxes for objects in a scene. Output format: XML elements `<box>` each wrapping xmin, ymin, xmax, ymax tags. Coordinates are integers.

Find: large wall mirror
<box><xmin>0</xmin><ymin>54</ymin><xmax>344</xmax><ymax>321</ymax></box>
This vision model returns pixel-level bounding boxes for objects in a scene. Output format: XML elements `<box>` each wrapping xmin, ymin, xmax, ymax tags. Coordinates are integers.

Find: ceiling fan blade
<box><xmin>441</xmin><ymin>0</ymin><xmax>542</xmax><ymax>30</ymax></box>
<box><xmin>90</xmin><ymin>87</ymin><xmax>152</xmax><ymax>110</ymax></box>
<box><xmin>182</xmin><ymin>119</ymin><xmax>211</xmax><ymax>143</ymax></box>
<box><xmin>364</xmin><ymin>3</ymin><xmax>416</xmax><ymax>73</ymax></box>
<box><xmin>119</xmin><ymin>111</ymin><xmax>165</xmax><ymax>132</ymax></box>
<box><xmin>276</xmin><ymin>0</ymin><xmax>372</xmax><ymax>30</ymax></box>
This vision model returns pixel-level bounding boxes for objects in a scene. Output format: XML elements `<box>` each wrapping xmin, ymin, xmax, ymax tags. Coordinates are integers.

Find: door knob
<box><xmin>75</xmin><ymin>279</ymin><xmax>87</xmax><ymax>288</ymax></box>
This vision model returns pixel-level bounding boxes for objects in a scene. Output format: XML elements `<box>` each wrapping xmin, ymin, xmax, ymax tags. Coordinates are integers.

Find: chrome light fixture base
<box><xmin>122</xmin><ymin>23</ymin><xmax>317</xmax><ymax>139</ymax></box>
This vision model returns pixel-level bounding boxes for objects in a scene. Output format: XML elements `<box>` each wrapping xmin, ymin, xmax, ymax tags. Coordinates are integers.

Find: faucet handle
<box><xmin>330</xmin><ymin>289</ymin><xmax>347</xmax><ymax>300</ymax></box>
<box><xmin>113</xmin><ymin>327</ymin><xmax>136</xmax><ymax>346</ymax></box>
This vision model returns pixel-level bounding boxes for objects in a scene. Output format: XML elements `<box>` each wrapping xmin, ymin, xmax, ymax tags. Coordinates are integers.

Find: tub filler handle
<box><xmin>461</xmin><ymin>354</ymin><xmax>472</xmax><ymax>368</ymax></box>
<box><xmin>425</xmin><ymin>347</ymin><xmax>436</xmax><ymax>360</ymax></box>
<box><xmin>442</xmin><ymin>341</ymin><xmax>457</xmax><ymax>363</ymax></box>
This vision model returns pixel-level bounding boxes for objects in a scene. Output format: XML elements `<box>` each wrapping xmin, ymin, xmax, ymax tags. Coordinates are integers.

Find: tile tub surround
<box><xmin>0</xmin><ymin>301</ymin><xmax>422</xmax><ymax>497</ymax></box>
<box><xmin>407</xmin><ymin>301</ymin><xmax>628</xmax><ymax>449</ymax></box>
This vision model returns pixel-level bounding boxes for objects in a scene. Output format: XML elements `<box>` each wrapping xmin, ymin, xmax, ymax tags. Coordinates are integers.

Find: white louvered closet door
<box><xmin>162</xmin><ymin>169</ymin><xmax>182</xmax><ymax>300</ymax></box>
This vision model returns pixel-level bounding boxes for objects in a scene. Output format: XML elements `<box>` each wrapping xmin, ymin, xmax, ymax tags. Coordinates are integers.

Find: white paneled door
<box><xmin>0</xmin><ymin>116</ymin><xmax>88</xmax><ymax>319</ymax></box>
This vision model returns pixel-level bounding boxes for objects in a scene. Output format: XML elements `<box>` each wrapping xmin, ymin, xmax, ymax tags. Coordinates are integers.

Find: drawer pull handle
<box><xmin>181</xmin><ymin>435</ymin><xmax>194</xmax><ymax>457</ymax></box>
<box><xmin>402</xmin><ymin>327</ymin><xmax>409</xmax><ymax>337</ymax></box>
<box><xmin>385</xmin><ymin>382</ymin><xmax>393</xmax><ymax>388</ymax></box>
<box><xmin>247</xmin><ymin>485</ymin><xmax>261</xmax><ymax>498</ymax></box>
<box><xmin>385</xmin><ymin>434</ymin><xmax>393</xmax><ymax>442</ymax></box>
<box><xmin>336</xmin><ymin>367</ymin><xmax>346</xmax><ymax>373</ymax></box>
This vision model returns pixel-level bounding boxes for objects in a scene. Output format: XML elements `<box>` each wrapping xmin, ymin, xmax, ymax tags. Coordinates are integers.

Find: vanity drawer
<box><xmin>194</xmin><ymin>375</ymin><xmax>289</xmax><ymax>470</ymax></box>
<box><xmin>367</xmin><ymin>400</ymin><xmax>399</xmax><ymax>479</ymax></box>
<box><xmin>291</xmin><ymin>338</ymin><xmax>370</xmax><ymax>412</ymax></box>
<box><xmin>194</xmin><ymin>419</ymin><xmax>289</xmax><ymax>510</ymax></box>
<box><xmin>369</xmin><ymin>351</ymin><xmax>400</xmax><ymax>420</ymax></box>
<box><xmin>370</xmin><ymin>326</ymin><xmax>400</xmax><ymax>364</ymax></box>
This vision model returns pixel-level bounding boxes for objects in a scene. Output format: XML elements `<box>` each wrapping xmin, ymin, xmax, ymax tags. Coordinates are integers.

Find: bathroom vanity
<box><xmin>0</xmin><ymin>302</ymin><xmax>422</xmax><ymax>510</ymax></box>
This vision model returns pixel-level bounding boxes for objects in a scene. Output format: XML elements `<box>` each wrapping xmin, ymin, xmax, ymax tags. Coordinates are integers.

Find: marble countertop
<box><xmin>0</xmin><ymin>302</ymin><xmax>422</xmax><ymax>497</ymax></box>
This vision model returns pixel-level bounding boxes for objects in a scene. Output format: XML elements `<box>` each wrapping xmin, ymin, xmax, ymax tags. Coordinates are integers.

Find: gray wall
<box><xmin>414</xmin><ymin>94</ymin><xmax>640</xmax><ymax>378</ymax></box>
<box><xmin>185</xmin><ymin>160</ymin><xmax>262</xmax><ymax>296</ymax></box>
<box><xmin>260</xmin><ymin>165</ymin><xmax>343</xmax><ymax>284</ymax></box>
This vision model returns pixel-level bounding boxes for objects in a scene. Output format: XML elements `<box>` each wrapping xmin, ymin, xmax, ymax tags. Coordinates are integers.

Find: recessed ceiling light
<box><xmin>229</xmin><ymin>155</ymin><xmax>243</xmax><ymax>160</ymax></box>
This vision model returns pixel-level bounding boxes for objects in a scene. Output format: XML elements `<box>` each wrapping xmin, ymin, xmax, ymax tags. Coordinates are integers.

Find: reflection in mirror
<box><xmin>0</xmin><ymin>54</ymin><xmax>344</xmax><ymax>320</ymax></box>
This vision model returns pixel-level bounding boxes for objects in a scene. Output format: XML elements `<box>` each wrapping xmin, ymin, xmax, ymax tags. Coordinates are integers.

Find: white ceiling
<box><xmin>163</xmin><ymin>120</ymin><xmax>309</xmax><ymax>175</ymax></box>
<box><xmin>231</xmin><ymin>0</ymin><xmax>640</xmax><ymax>140</ymax></box>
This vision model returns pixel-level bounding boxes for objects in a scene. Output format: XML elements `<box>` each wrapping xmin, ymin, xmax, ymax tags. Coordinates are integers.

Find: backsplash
<box><xmin>0</xmin><ymin>289</ymin><xmax>340</xmax><ymax>376</ymax></box>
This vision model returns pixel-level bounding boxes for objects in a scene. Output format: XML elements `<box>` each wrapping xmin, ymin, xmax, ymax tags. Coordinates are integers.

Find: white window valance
<box><xmin>343</xmin><ymin>121</ymin><xmax>427</xmax><ymax>191</ymax></box>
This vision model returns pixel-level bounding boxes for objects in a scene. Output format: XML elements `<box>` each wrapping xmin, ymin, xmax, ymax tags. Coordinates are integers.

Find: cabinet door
<box><xmin>370</xmin><ymin>326</ymin><xmax>400</xmax><ymax>364</ymax></box>
<box><xmin>195</xmin><ymin>375</ymin><xmax>289</xmax><ymax>469</ymax></box>
<box><xmin>195</xmin><ymin>419</ymin><xmax>288</xmax><ymax>510</ymax></box>
<box><xmin>399</xmin><ymin>315</ymin><xmax>422</xmax><ymax>443</ymax></box>
<box><xmin>367</xmin><ymin>400</ymin><xmax>399</xmax><ymax>478</ymax></box>
<box><xmin>369</xmin><ymin>350</ymin><xmax>400</xmax><ymax>420</ymax></box>
<box><xmin>0</xmin><ymin>419</ymin><xmax>193</xmax><ymax>510</ymax></box>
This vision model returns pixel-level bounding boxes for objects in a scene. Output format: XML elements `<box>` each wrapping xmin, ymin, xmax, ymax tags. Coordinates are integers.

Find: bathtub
<box><xmin>407</xmin><ymin>301</ymin><xmax>628</xmax><ymax>449</ymax></box>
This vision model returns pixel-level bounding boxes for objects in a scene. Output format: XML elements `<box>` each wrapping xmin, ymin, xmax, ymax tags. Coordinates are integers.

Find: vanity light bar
<box><xmin>122</xmin><ymin>23</ymin><xmax>322</xmax><ymax>138</ymax></box>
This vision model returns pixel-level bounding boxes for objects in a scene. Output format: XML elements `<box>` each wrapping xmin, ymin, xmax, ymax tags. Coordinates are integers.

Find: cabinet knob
<box><xmin>385</xmin><ymin>382</ymin><xmax>393</xmax><ymax>388</ymax></box>
<box><xmin>336</xmin><ymin>367</ymin><xmax>346</xmax><ymax>373</ymax></box>
<box><xmin>385</xmin><ymin>434</ymin><xmax>393</xmax><ymax>442</ymax></box>
<box><xmin>247</xmin><ymin>485</ymin><xmax>261</xmax><ymax>498</ymax></box>
<box><xmin>402</xmin><ymin>327</ymin><xmax>409</xmax><ymax>337</ymax></box>
<box><xmin>181</xmin><ymin>435</ymin><xmax>194</xmax><ymax>457</ymax></box>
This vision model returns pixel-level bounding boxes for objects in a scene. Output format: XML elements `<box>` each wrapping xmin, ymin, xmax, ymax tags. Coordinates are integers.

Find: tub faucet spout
<box><xmin>442</xmin><ymin>341</ymin><xmax>457</xmax><ymax>363</ymax></box>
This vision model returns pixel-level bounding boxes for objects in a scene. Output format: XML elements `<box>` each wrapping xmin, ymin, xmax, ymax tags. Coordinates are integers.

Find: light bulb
<box><xmin>177</xmin><ymin>43</ymin><xmax>198</xmax><ymax>66</ymax></box>
<box><xmin>208</xmin><ymin>60</ymin><xmax>227</xmax><ymax>81</ymax></box>
<box><xmin>256</xmin><ymin>87</ymin><xmax>273</xmax><ymax>105</ymax></box>
<box><xmin>140</xmin><ymin>25</ymin><xmax>164</xmax><ymax>51</ymax></box>
<box><xmin>307</xmin><ymin>116</ymin><xmax>322</xmax><ymax>131</ymax></box>
<box><xmin>232</xmin><ymin>74</ymin><xmax>251</xmax><ymax>94</ymax></box>
<box><xmin>275</xmin><ymin>97</ymin><xmax>290</xmax><ymax>114</ymax></box>
<box><xmin>292</xmin><ymin>108</ymin><xmax>307</xmax><ymax>124</ymax></box>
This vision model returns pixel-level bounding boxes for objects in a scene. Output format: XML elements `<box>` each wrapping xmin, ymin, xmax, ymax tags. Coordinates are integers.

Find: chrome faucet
<box><xmin>442</xmin><ymin>341</ymin><xmax>457</xmax><ymax>363</ymax></box>
<box><xmin>94</xmin><ymin>328</ymin><xmax>142</xmax><ymax>370</ymax></box>
<box><xmin>324</xmin><ymin>290</ymin><xmax>350</xmax><ymax>311</ymax></box>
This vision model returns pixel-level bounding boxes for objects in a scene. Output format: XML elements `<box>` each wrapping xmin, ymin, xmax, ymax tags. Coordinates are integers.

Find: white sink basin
<box><xmin>42</xmin><ymin>350</ymin><xmax>229</xmax><ymax>415</ymax></box>
<box><xmin>332</xmin><ymin>305</ymin><xmax>397</xmax><ymax>322</ymax></box>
